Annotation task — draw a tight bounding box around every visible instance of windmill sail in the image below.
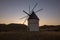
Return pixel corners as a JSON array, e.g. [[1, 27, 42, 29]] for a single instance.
[[32, 3, 38, 11], [23, 10, 30, 16], [35, 9, 43, 13], [23, 16, 29, 24]]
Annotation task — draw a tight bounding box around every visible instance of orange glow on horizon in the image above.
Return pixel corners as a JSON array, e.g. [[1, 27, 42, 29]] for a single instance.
[[0, 19, 60, 26]]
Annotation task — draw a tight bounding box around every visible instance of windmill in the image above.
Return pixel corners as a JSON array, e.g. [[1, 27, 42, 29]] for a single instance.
[[21, 2, 43, 31]]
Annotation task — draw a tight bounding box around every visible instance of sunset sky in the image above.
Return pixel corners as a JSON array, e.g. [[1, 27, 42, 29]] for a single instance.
[[0, 0, 60, 26]]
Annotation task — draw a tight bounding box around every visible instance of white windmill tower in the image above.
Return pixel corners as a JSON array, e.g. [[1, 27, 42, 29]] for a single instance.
[[21, 2, 43, 31]]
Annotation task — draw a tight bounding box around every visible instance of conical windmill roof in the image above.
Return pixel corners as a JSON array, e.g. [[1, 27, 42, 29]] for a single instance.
[[28, 11, 39, 20]]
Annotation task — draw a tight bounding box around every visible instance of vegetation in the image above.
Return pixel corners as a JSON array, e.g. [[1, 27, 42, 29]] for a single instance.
[[0, 31, 60, 40], [40, 25, 60, 31], [0, 23, 60, 32], [0, 23, 27, 32], [0, 23, 60, 40]]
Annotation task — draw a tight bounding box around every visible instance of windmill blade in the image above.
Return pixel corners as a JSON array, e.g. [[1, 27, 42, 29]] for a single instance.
[[35, 9, 43, 13], [29, 3, 30, 14], [23, 16, 29, 24], [20, 16, 28, 19], [23, 18, 27, 24], [32, 3, 38, 11], [23, 10, 30, 16], [28, 0, 30, 14]]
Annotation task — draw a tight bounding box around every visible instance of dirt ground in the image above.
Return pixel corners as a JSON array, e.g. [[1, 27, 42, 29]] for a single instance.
[[0, 31, 60, 40]]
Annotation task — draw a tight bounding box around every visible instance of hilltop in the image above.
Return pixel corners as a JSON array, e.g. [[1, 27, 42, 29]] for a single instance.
[[0, 23, 60, 32]]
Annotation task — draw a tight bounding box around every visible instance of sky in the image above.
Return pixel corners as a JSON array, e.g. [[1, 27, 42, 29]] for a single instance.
[[0, 0, 60, 26]]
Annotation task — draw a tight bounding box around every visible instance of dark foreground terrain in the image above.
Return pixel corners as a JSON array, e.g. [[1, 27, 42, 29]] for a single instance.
[[0, 31, 60, 40], [0, 24, 60, 40]]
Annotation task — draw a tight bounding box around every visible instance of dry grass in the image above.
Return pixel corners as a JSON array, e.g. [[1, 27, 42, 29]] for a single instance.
[[0, 31, 60, 40]]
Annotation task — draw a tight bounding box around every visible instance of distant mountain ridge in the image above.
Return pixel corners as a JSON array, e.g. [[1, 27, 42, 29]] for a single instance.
[[0, 23, 27, 32], [40, 25, 60, 31], [0, 23, 60, 32]]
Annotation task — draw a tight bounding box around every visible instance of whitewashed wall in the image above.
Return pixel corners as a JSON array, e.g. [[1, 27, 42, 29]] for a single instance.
[[28, 19, 39, 31]]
